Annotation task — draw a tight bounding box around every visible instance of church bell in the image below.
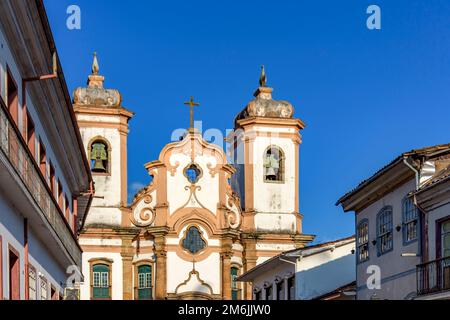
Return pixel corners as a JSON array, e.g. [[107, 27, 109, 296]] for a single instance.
[[93, 158, 106, 172]]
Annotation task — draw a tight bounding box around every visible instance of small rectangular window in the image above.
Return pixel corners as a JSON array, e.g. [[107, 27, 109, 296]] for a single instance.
[[40, 277, 48, 300], [403, 198, 419, 244], [28, 266, 37, 300], [378, 207, 393, 255], [357, 220, 369, 262]]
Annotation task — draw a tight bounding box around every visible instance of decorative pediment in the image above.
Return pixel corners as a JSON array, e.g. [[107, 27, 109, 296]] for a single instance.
[[175, 270, 213, 295]]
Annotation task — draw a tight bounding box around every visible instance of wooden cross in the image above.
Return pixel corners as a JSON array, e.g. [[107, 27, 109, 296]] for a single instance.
[[184, 96, 200, 129]]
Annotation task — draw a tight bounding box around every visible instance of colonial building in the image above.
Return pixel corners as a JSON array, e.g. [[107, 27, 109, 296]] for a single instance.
[[414, 164, 450, 300], [337, 144, 450, 300], [74, 60, 315, 300], [238, 236, 356, 300], [0, 0, 92, 300]]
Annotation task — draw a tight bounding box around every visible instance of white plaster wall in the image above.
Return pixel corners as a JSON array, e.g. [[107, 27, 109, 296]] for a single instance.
[[255, 213, 297, 232], [0, 27, 74, 213], [356, 179, 420, 300], [295, 242, 355, 299], [167, 152, 219, 216], [80, 252, 123, 300], [0, 196, 26, 300], [250, 131, 298, 232], [79, 127, 122, 206], [427, 202, 450, 261], [251, 262, 295, 300], [166, 252, 221, 295], [0, 195, 67, 299]]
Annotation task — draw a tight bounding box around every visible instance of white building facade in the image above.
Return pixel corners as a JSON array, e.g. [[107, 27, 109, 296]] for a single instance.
[[0, 1, 92, 300], [74, 63, 315, 300], [338, 144, 450, 300], [238, 237, 356, 300]]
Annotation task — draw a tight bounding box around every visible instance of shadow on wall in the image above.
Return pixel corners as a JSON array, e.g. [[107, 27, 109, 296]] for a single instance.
[[295, 254, 355, 300]]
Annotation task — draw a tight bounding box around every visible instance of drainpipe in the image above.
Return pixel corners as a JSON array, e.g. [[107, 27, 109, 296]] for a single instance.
[[403, 157, 428, 263]]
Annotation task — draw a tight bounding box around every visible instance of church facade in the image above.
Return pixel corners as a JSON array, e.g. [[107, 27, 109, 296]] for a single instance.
[[74, 55, 315, 300]]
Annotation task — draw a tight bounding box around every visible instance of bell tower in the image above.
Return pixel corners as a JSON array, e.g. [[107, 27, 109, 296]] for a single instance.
[[73, 53, 134, 227], [231, 66, 311, 239]]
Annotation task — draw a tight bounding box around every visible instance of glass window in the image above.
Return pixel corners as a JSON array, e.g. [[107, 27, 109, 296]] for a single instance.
[[137, 265, 152, 300], [403, 198, 419, 243], [442, 220, 450, 258], [40, 277, 48, 300], [92, 264, 110, 299], [28, 267, 37, 300], [357, 220, 369, 262], [377, 207, 393, 255], [182, 226, 206, 254], [264, 146, 284, 182], [231, 267, 239, 300]]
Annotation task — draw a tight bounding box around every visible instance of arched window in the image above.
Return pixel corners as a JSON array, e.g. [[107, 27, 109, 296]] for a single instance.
[[402, 197, 418, 244], [263, 146, 284, 182], [137, 265, 152, 300], [89, 139, 110, 174], [92, 264, 111, 299], [182, 226, 206, 254], [377, 206, 393, 255], [231, 267, 240, 300]]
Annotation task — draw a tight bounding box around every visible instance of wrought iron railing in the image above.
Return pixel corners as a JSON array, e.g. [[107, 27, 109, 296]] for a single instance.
[[0, 97, 81, 266], [417, 256, 450, 296]]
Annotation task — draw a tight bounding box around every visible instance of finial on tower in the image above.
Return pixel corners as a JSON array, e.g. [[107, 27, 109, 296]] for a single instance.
[[259, 65, 267, 87], [92, 52, 99, 75]]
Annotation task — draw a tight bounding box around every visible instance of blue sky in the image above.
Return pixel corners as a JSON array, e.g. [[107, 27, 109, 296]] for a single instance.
[[45, 0, 450, 243]]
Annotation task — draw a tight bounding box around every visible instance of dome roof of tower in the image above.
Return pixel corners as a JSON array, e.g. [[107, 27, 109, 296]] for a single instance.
[[73, 52, 122, 107], [235, 66, 294, 125]]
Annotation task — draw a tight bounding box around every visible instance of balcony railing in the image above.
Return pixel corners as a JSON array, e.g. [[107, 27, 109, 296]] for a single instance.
[[0, 97, 81, 266], [417, 256, 450, 296]]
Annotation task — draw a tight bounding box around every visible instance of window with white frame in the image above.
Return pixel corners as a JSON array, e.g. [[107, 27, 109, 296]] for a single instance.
[[40, 277, 48, 300], [357, 220, 369, 262], [403, 197, 418, 243], [28, 267, 37, 300], [92, 264, 110, 299], [377, 206, 393, 255]]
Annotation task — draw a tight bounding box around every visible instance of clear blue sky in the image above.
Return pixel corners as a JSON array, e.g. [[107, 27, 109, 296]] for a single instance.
[[45, 0, 450, 243]]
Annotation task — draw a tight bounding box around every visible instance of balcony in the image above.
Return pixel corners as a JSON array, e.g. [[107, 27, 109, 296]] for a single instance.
[[417, 256, 450, 298], [0, 97, 82, 267]]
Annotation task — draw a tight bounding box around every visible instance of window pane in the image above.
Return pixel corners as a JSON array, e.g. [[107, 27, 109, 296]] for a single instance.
[[182, 226, 206, 254]]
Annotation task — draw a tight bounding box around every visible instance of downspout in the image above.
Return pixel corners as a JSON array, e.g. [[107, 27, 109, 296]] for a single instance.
[[403, 158, 427, 263]]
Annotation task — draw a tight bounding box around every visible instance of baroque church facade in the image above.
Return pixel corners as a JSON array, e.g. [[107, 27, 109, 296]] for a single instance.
[[74, 54, 315, 300]]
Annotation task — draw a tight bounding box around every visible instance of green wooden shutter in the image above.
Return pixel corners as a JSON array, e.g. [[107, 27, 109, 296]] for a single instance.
[[93, 264, 110, 299], [138, 265, 152, 300]]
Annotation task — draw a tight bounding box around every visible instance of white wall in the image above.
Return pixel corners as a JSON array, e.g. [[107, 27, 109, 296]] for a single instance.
[[0, 194, 66, 299], [79, 126, 123, 226], [356, 179, 420, 300], [80, 252, 123, 300], [427, 202, 450, 261], [295, 242, 355, 299]]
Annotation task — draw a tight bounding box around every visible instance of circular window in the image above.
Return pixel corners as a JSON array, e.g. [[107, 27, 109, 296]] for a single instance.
[[183, 163, 202, 184]]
